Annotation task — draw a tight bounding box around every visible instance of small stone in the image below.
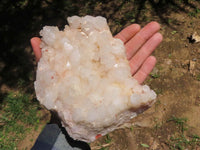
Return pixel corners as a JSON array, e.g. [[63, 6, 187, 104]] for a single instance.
[[192, 58, 197, 61], [198, 49, 200, 54], [181, 60, 189, 68], [164, 59, 172, 65], [195, 96, 200, 106], [191, 32, 200, 43], [189, 60, 196, 75]]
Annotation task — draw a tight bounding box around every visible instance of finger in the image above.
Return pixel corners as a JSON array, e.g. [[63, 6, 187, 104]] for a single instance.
[[114, 24, 141, 43], [125, 21, 160, 60], [129, 32, 163, 74], [30, 37, 42, 62], [133, 56, 156, 84]]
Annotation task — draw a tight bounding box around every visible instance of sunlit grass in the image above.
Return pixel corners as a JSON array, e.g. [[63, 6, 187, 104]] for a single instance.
[[0, 92, 40, 150], [166, 116, 200, 149]]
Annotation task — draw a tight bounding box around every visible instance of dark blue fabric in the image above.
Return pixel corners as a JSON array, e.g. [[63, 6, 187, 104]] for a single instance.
[[31, 124, 60, 150], [31, 124, 91, 150]]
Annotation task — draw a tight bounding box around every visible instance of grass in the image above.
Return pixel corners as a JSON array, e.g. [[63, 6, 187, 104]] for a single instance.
[[154, 88, 163, 95], [100, 147, 109, 150], [168, 116, 188, 133], [130, 125, 134, 131], [168, 134, 200, 150], [197, 74, 200, 81], [98, 135, 112, 150], [150, 72, 160, 79], [171, 30, 177, 35], [0, 91, 40, 150], [166, 116, 200, 149], [105, 134, 112, 144], [188, 8, 200, 17], [91, 134, 112, 150], [140, 143, 150, 148]]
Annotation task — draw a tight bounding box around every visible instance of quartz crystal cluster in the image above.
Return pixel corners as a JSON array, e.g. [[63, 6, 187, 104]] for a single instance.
[[35, 16, 157, 142]]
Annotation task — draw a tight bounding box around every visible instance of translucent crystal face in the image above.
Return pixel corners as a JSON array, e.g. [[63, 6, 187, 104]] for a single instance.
[[35, 15, 156, 142]]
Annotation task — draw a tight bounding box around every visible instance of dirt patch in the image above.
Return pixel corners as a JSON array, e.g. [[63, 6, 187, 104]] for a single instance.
[[91, 1, 200, 150]]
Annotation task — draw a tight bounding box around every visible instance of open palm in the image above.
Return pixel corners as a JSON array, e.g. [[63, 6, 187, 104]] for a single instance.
[[31, 21, 162, 84]]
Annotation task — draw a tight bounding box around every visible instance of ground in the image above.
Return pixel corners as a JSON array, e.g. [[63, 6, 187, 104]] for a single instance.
[[0, 0, 200, 150]]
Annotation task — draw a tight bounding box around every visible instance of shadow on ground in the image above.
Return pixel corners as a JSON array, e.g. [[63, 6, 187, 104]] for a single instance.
[[0, 0, 198, 96]]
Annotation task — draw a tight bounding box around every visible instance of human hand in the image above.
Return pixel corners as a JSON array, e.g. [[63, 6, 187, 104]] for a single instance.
[[115, 21, 162, 84], [31, 21, 162, 84]]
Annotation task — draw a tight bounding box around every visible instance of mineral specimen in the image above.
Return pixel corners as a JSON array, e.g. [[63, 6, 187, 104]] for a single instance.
[[35, 15, 156, 142], [191, 32, 200, 43]]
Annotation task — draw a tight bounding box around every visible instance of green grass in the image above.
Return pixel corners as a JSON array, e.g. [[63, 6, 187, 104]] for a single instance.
[[105, 134, 112, 144], [150, 73, 160, 79], [130, 125, 134, 131], [168, 116, 188, 133], [140, 143, 150, 148], [0, 92, 40, 150], [154, 88, 163, 95], [168, 134, 200, 150], [197, 74, 200, 81], [171, 30, 177, 35], [166, 116, 200, 149], [96, 134, 112, 150], [154, 99, 161, 111], [188, 8, 200, 17], [100, 147, 109, 150]]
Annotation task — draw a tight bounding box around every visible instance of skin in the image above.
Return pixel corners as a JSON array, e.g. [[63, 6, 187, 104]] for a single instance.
[[31, 21, 163, 84]]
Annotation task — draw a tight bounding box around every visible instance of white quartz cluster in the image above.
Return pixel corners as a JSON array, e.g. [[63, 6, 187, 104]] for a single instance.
[[35, 16, 156, 142]]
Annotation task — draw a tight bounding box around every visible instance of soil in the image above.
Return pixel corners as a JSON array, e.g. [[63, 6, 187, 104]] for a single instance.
[[1, 0, 200, 150], [90, 1, 200, 150]]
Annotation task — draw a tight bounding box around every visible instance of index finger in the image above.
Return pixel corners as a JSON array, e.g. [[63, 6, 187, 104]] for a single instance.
[[30, 37, 42, 62], [125, 21, 160, 60], [114, 24, 141, 43]]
